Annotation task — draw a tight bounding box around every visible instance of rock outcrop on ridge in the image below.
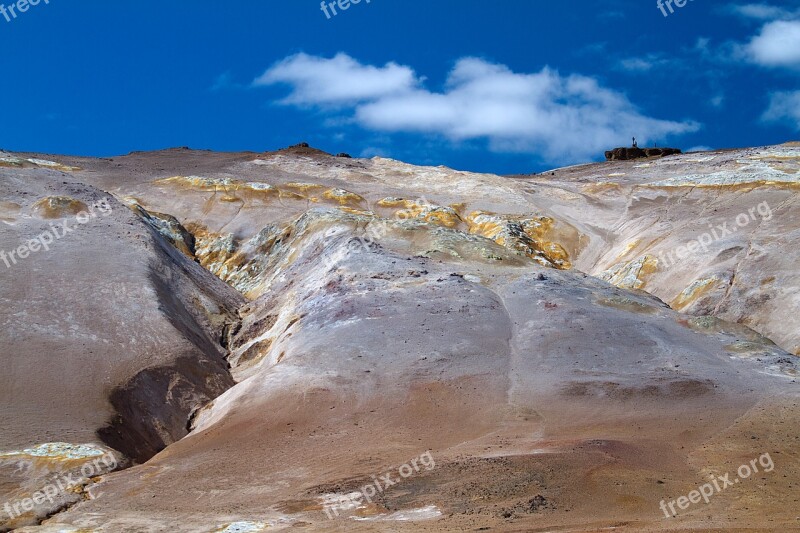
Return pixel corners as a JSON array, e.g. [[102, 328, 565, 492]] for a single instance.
[[605, 146, 682, 160]]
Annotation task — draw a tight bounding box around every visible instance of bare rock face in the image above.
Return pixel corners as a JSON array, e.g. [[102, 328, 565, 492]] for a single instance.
[[526, 145, 800, 357], [0, 159, 243, 528], [1, 145, 799, 531]]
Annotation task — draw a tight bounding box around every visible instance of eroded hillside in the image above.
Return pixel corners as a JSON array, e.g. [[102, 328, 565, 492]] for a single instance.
[[1, 145, 798, 532]]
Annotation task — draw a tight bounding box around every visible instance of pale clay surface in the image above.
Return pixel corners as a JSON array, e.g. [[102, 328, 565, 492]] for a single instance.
[[1, 144, 798, 531]]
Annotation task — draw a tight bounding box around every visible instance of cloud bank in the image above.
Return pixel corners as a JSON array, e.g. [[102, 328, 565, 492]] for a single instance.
[[728, 3, 800, 21], [763, 91, 800, 129], [254, 53, 417, 105], [255, 54, 699, 163], [728, 4, 800, 129], [744, 19, 800, 68]]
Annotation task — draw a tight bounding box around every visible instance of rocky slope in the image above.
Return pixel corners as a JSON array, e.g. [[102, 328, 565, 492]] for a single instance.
[[0, 157, 243, 528], [0, 144, 798, 532]]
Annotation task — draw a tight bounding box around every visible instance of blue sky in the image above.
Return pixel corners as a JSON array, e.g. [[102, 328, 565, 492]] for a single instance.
[[1, 0, 799, 173]]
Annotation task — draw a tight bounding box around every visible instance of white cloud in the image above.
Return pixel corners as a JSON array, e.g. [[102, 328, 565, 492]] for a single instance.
[[744, 20, 800, 67], [616, 53, 680, 73], [253, 53, 418, 106], [255, 54, 699, 163], [618, 57, 659, 72], [720, 6, 800, 123], [728, 3, 798, 21], [763, 90, 800, 129]]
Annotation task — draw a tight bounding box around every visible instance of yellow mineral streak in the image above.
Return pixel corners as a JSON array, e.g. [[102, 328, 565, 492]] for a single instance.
[[582, 182, 622, 195], [0, 155, 23, 168], [423, 207, 461, 228], [32, 196, 88, 219], [155, 176, 280, 202], [671, 277, 720, 311], [465, 211, 571, 269], [26, 158, 82, 172], [337, 206, 374, 216], [620, 240, 641, 258], [282, 182, 325, 194], [191, 227, 240, 278], [376, 197, 414, 209], [595, 295, 658, 315], [449, 202, 466, 214], [189, 224, 294, 298], [599, 255, 658, 290], [0, 443, 109, 465], [466, 212, 506, 241], [322, 188, 366, 206], [376, 198, 462, 228], [155, 175, 233, 191], [1, 155, 80, 170], [119, 196, 145, 207]]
